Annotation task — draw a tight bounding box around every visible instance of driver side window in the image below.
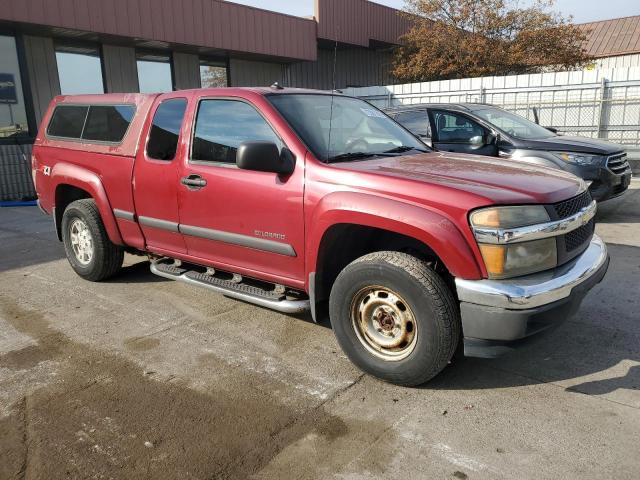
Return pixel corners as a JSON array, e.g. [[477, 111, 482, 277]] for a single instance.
[[432, 110, 484, 144], [191, 99, 282, 164]]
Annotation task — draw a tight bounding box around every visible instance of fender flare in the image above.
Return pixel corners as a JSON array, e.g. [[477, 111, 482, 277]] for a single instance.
[[306, 191, 483, 282], [51, 162, 124, 245]]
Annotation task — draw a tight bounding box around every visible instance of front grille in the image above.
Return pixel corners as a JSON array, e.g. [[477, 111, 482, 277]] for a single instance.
[[565, 219, 595, 252], [553, 190, 592, 219], [552, 191, 595, 264], [607, 153, 631, 175]]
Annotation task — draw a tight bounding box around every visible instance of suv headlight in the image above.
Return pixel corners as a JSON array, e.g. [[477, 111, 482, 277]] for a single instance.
[[470, 206, 557, 279], [552, 151, 602, 166]]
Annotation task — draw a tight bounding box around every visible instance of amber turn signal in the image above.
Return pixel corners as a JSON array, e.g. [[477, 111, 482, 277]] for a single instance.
[[479, 244, 506, 277]]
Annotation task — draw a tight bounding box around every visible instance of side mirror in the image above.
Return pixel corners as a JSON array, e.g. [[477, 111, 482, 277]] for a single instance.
[[469, 135, 485, 148], [546, 127, 559, 134], [236, 141, 294, 175], [486, 132, 499, 145]]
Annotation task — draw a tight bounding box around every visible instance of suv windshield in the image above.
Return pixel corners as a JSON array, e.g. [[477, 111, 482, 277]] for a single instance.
[[474, 107, 556, 140], [268, 94, 427, 162]]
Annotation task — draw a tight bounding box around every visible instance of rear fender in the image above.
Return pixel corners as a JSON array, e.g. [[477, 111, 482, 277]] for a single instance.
[[51, 162, 123, 245], [307, 191, 483, 282]]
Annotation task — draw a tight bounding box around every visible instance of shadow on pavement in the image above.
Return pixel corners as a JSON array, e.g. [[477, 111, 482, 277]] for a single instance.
[[428, 242, 640, 398], [594, 184, 639, 224]]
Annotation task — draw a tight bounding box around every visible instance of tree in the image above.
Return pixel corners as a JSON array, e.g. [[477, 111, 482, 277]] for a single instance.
[[393, 0, 592, 82]]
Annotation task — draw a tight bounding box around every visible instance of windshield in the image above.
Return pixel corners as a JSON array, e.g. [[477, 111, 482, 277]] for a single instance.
[[474, 108, 556, 140], [268, 94, 427, 162]]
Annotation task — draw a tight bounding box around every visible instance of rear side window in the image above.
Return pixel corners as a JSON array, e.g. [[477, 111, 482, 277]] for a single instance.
[[82, 105, 135, 142], [191, 99, 281, 164], [147, 99, 188, 161], [395, 110, 431, 138], [47, 104, 135, 143], [47, 105, 88, 138]]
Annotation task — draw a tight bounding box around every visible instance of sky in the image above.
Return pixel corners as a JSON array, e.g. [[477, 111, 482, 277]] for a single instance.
[[232, 0, 640, 24]]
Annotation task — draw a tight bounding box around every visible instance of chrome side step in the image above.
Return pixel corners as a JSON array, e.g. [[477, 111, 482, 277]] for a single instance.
[[150, 261, 310, 314]]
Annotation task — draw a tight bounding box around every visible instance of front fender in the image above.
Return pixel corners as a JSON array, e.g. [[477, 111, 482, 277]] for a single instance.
[[306, 191, 483, 280], [51, 162, 123, 245]]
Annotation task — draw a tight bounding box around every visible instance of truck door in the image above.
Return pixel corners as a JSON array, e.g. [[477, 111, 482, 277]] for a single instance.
[[430, 109, 498, 156], [176, 96, 305, 286], [132, 94, 190, 255]]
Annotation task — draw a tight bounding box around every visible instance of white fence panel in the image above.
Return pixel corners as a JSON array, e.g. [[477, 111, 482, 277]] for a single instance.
[[344, 66, 640, 148]]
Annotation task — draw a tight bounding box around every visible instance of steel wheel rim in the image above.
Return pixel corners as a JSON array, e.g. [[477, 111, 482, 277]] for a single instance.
[[69, 218, 94, 265], [350, 286, 418, 361]]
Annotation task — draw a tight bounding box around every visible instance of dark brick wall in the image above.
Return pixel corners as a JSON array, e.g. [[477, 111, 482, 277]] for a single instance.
[[0, 143, 35, 202]]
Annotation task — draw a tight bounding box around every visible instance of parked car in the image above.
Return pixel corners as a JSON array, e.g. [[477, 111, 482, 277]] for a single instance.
[[33, 88, 609, 386], [386, 103, 632, 202]]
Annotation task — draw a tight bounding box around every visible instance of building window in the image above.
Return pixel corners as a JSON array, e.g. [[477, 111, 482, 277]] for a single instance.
[[55, 43, 105, 95], [137, 51, 173, 93], [0, 35, 30, 139], [200, 59, 227, 88]]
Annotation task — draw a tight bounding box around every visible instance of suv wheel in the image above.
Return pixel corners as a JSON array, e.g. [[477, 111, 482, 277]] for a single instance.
[[329, 251, 460, 386], [61, 199, 124, 281]]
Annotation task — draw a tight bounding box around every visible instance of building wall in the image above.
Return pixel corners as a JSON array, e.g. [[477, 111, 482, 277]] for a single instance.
[[315, 0, 413, 48], [2, 0, 317, 62], [23, 35, 60, 126], [0, 144, 34, 202], [287, 46, 395, 90], [229, 58, 286, 87], [103, 45, 139, 93], [173, 52, 202, 90]]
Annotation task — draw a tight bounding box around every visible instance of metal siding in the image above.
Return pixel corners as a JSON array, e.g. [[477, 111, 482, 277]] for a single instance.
[[0, 0, 317, 61], [286, 46, 394, 91], [229, 59, 285, 87], [173, 52, 201, 90], [0, 144, 35, 201], [581, 16, 640, 58], [317, 0, 412, 47], [102, 44, 139, 93], [23, 35, 61, 126]]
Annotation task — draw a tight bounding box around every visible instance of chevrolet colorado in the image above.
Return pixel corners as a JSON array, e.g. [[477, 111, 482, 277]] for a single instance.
[[33, 88, 609, 386]]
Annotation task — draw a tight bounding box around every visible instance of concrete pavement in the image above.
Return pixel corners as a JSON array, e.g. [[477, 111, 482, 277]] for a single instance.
[[0, 183, 638, 479]]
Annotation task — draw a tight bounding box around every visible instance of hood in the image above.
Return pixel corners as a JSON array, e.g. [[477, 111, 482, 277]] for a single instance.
[[334, 151, 585, 205], [515, 135, 624, 155]]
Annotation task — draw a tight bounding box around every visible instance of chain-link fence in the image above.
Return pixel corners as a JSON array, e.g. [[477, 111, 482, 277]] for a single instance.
[[344, 67, 640, 154]]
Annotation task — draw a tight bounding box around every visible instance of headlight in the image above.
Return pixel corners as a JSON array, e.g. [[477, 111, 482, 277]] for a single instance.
[[470, 205, 557, 279], [470, 205, 550, 229], [478, 238, 557, 279], [552, 151, 602, 166]]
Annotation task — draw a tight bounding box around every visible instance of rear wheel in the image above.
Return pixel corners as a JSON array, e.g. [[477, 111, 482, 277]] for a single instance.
[[61, 199, 124, 281], [329, 251, 460, 386]]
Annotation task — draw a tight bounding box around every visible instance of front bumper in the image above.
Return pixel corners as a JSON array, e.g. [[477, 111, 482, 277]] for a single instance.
[[569, 163, 632, 202], [455, 235, 609, 358]]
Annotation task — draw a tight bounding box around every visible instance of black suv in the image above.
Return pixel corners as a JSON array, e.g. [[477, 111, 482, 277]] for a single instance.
[[386, 103, 632, 201]]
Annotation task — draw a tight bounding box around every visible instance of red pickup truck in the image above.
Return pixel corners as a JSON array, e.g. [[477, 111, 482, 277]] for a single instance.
[[33, 88, 609, 386]]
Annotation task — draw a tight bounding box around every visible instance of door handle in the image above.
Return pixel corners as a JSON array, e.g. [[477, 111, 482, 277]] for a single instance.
[[181, 174, 207, 189]]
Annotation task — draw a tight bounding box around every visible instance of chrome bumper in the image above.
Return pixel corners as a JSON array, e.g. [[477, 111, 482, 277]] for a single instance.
[[455, 235, 609, 310]]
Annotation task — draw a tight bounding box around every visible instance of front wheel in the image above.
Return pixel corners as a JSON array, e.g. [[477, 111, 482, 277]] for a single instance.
[[329, 251, 460, 386], [61, 199, 124, 281]]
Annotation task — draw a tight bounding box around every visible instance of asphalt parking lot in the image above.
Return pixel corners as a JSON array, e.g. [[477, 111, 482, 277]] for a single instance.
[[1, 182, 639, 480]]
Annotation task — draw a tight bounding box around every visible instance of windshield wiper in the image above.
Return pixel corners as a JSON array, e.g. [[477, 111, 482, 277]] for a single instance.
[[327, 152, 378, 163], [381, 146, 428, 154]]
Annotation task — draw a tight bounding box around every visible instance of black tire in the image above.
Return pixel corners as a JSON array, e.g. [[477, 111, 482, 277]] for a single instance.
[[329, 251, 460, 387], [61, 199, 124, 282]]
